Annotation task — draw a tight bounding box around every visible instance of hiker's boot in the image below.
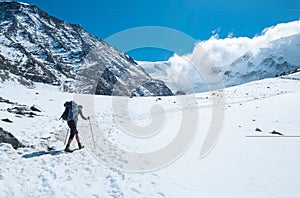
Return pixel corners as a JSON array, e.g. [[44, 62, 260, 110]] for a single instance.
[[78, 143, 84, 149], [64, 145, 72, 152]]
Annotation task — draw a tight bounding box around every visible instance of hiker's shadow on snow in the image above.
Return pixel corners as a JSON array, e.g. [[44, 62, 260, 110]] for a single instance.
[[22, 150, 64, 158]]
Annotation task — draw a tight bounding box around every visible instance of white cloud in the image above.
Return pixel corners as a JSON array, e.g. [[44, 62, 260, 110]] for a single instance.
[[211, 27, 221, 39], [227, 32, 234, 38], [195, 20, 300, 66], [141, 20, 300, 93]]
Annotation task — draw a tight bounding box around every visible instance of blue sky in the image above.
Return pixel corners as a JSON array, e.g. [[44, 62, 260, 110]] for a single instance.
[[20, 0, 300, 61]]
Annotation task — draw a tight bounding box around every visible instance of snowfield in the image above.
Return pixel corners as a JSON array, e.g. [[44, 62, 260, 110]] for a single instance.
[[1, 73, 300, 197]]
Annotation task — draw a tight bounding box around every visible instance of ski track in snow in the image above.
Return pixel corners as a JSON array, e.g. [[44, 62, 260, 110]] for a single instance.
[[1, 74, 300, 197]]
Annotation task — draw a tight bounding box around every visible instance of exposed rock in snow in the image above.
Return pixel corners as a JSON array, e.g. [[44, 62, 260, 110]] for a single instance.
[[0, 127, 23, 149]]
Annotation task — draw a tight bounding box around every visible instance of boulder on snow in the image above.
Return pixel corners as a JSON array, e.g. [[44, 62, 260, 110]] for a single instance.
[[255, 128, 262, 132], [30, 106, 41, 112], [270, 130, 284, 136], [0, 97, 15, 105], [1, 118, 13, 123], [0, 127, 24, 149], [7, 106, 38, 117]]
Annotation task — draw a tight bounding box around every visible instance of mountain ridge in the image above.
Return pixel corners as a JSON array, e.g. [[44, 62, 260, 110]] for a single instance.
[[0, 2, 173, 96], [140, 21, 300, 94]]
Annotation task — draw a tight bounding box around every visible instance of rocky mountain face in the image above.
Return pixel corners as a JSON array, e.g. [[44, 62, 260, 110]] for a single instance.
[[222, 33, 300, 87], [0, 2, 173, 96]]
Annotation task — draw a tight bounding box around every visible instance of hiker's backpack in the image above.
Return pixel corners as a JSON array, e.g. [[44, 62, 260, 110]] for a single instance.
[[60, 101, 72, 121]]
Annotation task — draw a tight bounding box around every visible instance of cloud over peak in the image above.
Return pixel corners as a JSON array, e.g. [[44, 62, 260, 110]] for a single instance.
[[198, 20, 300, 66]]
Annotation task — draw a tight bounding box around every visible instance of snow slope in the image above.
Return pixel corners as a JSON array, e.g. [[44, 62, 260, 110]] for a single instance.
[[1, 73, 300, 197]]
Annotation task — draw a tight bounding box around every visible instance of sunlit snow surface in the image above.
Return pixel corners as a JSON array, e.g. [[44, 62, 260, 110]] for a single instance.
[[1, 73, 300, 197]]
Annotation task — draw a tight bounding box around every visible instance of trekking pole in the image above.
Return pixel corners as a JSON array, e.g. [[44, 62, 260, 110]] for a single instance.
[[64, 129, 69, 146], [88, 118, 96, 149]]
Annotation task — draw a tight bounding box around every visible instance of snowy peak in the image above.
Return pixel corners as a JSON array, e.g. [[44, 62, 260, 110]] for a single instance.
[[222, 33, 300, 87], [140, 21, 300, 94], [0, 2, 172, 96]]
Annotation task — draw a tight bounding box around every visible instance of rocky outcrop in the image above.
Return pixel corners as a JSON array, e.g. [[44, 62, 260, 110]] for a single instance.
[[0, 127, 24, 149]]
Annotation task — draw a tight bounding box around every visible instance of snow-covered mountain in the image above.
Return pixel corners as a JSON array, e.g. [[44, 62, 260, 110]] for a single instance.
[[222, 32, 300, 87], [0, 2, 172, 96], [140, 20, 300, 94]]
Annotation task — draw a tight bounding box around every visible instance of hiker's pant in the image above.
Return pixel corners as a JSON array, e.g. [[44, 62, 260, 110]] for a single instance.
[[67, 120, 78, 140]]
